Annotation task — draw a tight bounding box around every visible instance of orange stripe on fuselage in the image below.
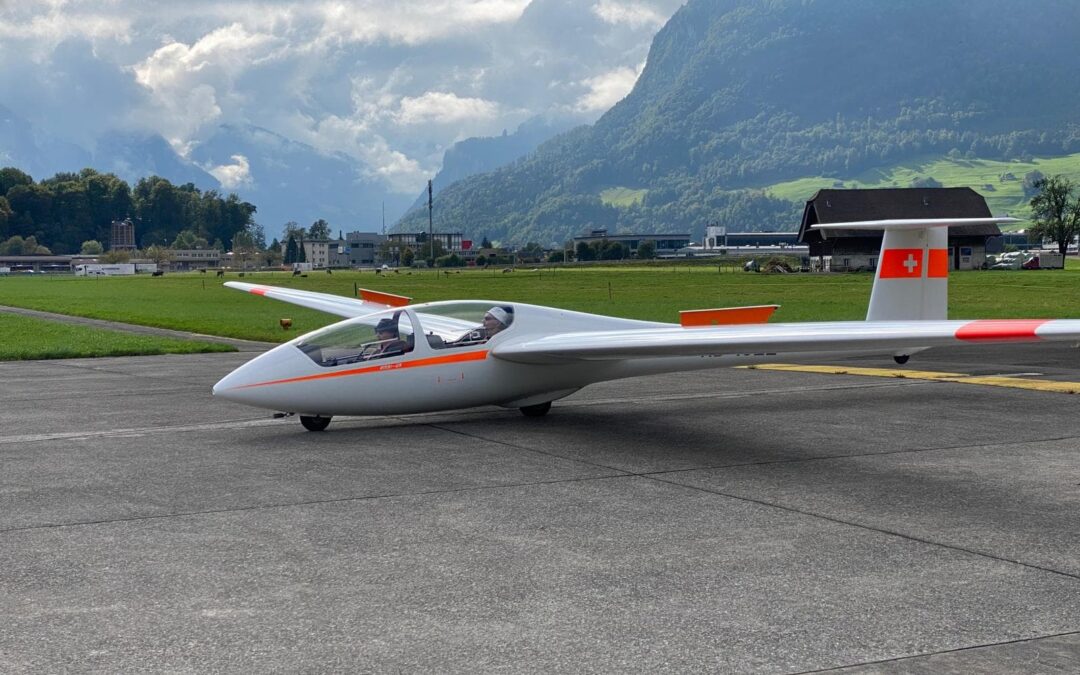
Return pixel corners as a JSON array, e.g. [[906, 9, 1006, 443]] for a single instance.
[[234, 349, 489, 389], [955, 320, 1050, 342]]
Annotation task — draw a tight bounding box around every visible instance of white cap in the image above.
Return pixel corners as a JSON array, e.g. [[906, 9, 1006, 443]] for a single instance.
[[485, 306, 509, 325]]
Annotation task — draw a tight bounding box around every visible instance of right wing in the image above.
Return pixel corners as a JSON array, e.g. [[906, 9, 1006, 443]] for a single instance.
[[492, 319, 1080, 364], [225, 282, 410, 318]]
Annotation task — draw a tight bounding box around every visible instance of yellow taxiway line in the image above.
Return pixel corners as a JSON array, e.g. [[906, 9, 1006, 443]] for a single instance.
[[740, 364, 1080, 395]]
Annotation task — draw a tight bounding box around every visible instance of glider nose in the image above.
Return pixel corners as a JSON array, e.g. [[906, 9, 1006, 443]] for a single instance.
[[212, 345, 311, 408]]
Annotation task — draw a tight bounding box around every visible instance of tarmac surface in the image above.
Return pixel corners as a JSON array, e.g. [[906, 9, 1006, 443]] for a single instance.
[[3, 342, 1080, 673]]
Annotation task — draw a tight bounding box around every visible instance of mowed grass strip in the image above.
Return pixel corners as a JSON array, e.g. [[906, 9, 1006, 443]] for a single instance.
[[0, 313, 235, 360], [0, 264, 1078, 344]]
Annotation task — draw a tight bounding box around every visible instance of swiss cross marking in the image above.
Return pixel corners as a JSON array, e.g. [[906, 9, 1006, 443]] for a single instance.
[[902, 253, 919, 274]]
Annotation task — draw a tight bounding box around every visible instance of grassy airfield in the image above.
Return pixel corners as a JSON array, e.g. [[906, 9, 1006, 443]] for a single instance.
[[1, 262, 1079, 360]]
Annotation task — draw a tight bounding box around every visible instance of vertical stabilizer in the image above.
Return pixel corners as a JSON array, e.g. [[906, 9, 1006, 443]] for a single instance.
[[811, 217, 1017, 321]]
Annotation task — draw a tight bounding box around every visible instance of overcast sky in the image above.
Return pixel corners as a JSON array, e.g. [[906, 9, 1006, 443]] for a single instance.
[[0, 0, 684, 193]]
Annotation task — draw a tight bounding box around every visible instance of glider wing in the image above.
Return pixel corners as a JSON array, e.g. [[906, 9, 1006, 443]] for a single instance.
[[492, 319, 1080, 364], [225, 282, 410, 318]]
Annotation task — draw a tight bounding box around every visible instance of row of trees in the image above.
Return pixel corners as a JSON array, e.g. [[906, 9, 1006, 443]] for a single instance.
[[0, 167, 257, 254]]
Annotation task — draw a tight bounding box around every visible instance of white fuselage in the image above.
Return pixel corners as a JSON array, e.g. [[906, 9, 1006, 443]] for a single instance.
[[212, 301, 891, 417]]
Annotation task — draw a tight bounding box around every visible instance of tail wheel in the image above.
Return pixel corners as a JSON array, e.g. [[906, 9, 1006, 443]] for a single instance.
[[519, 401, 552, 417], [300, 415, 332, 431]]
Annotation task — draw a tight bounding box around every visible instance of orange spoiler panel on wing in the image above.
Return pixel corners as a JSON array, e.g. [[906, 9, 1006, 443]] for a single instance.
[[680, 305, 779, 327]]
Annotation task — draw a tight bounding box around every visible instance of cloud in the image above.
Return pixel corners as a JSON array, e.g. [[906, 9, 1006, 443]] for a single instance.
[[591, 1, 669, 29], [132, 23, 282, 147], [1, 0, 683, 197], [395, 92, 500, 126], [206, 154, 253, 188], [574, 64, 643, 113]]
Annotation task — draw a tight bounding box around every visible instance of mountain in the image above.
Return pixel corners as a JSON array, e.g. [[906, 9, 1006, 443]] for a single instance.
[[0, 104, 91, 179], [395, 0, 1080, 245], [93, 131, 218, 190], [409, 116, 581, 212], [186, 124, 414, 237]]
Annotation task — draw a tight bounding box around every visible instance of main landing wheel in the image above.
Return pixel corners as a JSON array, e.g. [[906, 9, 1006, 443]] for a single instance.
[[519, 401, 552, 417], [893, 355, 910, 365], [300, 415, 332, 431]]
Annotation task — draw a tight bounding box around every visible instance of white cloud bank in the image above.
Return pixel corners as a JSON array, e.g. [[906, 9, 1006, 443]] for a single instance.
[[0, 0, 686, 192]]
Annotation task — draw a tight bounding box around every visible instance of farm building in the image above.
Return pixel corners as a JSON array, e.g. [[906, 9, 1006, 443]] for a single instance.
[[797, 188, 1001, 272]]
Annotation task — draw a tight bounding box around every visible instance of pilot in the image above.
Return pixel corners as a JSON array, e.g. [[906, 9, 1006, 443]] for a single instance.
[[369, 318, 407, 357], [482, 306, 513, 338]]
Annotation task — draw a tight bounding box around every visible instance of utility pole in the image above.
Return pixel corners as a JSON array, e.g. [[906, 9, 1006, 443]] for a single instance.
[[381, 201, 385, 236], [428, 179, 434, 268]]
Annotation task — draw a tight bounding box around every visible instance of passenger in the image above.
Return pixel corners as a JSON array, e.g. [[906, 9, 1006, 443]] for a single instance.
[[368, 318, 407, 358], [482, 306, 513, 339]]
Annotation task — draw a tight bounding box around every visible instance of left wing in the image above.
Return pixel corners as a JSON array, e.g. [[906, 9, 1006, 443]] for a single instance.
[[492, 319, 1080, 363], [225, 282, 410, 318]]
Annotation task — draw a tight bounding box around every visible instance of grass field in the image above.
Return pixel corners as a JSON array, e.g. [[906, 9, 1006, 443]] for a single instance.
[[765, 152, 1080, 227], [600, 187, 648, 207], [1, 266, 1079, 348], [0, 313, 234, 360]]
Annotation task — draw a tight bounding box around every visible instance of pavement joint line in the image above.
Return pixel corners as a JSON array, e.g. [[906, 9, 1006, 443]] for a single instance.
[[743, 363, 1080, 395], [0, 473, 632, 537], [644, 473, 1080, 584], [793, 629, 1080, 674]]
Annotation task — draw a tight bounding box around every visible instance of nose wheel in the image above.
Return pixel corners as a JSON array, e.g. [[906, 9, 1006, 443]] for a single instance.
[[300, 415, 332, 431], [519, 401, 552, 417]]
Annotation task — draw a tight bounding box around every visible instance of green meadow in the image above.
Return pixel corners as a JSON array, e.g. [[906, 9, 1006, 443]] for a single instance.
[[765, 153, 1080, 226], [0, 312, 234, 360], [1, 265, 1079, 354]]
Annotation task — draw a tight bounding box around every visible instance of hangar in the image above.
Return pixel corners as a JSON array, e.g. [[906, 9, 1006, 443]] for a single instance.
[[798, 188, 1001, 272]]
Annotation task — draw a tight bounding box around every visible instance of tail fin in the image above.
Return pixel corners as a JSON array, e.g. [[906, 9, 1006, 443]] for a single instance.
[[811, 217, 1017, 321]]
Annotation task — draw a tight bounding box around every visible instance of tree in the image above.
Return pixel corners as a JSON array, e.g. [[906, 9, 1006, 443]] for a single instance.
[[102, 249, 130, 263], [636, 240, 657, 259], [80, 240, 104, 255], [284, 236, 299, 264], [481, 236, 492, 249], [401, 247, 415, 267], [0, 167, 33, 196], [143, 244, 173, 267], [1029, 175, 1080, 255], [0, 196, 11, 238], [519, 241, 544, 262], [308, 219, 331, 240], [576, 241, 596, 261]]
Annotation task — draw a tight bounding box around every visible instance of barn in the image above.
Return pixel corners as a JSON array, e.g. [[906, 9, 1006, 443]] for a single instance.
[[797, 188, 1001, 272]]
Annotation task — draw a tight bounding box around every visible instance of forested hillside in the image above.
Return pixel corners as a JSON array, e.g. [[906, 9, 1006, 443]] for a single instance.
[[397, 0, 1080, 244], [0, 167, 255, 254]]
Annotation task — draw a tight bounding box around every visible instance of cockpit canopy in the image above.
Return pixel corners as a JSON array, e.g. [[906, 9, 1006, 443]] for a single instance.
[[415, 302, 514, 349], [296, 309, 415, 367], [294, 303, 516, 367]]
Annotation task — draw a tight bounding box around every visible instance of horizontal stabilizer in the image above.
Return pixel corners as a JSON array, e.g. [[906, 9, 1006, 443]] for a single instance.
[[812, 217, 1018, 231]]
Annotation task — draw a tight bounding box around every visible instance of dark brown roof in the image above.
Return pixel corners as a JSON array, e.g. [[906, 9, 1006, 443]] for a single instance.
[[798, 188, 1000, 243]]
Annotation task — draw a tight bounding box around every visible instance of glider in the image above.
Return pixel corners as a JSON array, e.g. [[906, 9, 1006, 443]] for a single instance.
[[213, 218, 1080, 430]]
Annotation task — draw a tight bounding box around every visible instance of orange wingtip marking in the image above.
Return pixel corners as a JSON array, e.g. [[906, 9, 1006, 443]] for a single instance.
[[680, 305, 779, 327], [359, 288, 411, 307], [955, 319, 1049, 342], [250, 286, 268, 296], [235, 350, 488, 389]]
